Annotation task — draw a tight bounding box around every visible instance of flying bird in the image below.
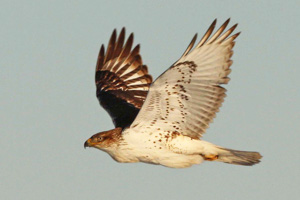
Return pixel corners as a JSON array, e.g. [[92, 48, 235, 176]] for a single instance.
[[84, 19, 262, 168]]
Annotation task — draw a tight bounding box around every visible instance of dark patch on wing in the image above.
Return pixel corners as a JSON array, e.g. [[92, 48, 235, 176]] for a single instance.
[[95, 28, 152, 128]]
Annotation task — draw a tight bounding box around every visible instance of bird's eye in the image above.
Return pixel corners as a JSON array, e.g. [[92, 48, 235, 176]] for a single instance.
[[97, 136, 104, 142]]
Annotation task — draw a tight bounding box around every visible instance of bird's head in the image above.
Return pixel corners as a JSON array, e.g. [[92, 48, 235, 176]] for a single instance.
[[84, 127, 122, 150]]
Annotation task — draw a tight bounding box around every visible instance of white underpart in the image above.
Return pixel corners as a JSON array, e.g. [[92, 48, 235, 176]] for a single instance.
[[101, 129, 221, 168]]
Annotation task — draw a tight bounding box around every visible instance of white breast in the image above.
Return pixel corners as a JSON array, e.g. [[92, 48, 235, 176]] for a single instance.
[[121, 129, 205, 168]]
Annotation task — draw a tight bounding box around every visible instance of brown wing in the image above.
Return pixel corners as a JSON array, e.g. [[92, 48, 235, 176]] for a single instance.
[[95, 28, 152, 128]]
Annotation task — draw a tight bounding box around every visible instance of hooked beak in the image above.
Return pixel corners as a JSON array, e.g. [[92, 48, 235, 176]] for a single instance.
[[84, 138, 92, 149]]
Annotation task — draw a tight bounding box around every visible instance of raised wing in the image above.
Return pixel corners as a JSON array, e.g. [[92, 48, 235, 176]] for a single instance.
[[96, 28, 152, 128], [130, 19, 240, 138]]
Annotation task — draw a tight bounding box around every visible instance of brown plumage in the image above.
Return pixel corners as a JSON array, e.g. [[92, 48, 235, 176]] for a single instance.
[[84, 128, 122, 149], [95, 28, 152, 128]]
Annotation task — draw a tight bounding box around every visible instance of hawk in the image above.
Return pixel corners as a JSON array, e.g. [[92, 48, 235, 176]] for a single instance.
[[84, 19, 262, 168]]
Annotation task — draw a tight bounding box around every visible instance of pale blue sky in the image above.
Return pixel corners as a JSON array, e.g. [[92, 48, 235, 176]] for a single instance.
[[1, 1, 299, 200]]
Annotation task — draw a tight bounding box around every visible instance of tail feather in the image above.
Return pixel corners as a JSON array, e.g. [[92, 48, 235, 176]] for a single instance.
[[217, 148, 262, 166]]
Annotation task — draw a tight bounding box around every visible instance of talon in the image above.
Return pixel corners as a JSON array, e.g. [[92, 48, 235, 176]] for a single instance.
[[203, 154, 219, 161]]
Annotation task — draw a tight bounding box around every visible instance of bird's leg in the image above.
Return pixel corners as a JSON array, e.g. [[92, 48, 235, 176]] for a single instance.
[[201, 154, 219, 161]]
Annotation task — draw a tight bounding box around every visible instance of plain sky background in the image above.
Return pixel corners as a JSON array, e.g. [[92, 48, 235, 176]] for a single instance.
[[1, 1, 299, 200]]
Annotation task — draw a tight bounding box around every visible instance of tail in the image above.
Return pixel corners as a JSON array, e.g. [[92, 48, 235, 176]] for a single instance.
[[215, 147, 262, 166]]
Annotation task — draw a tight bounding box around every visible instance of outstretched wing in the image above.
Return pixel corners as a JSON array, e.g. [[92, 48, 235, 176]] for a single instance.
[[130, 19, 239, 138], [96, 28, 152, 128]]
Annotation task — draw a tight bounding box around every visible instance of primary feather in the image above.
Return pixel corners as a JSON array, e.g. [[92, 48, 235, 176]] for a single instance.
[[95, 28, 152, 128]]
